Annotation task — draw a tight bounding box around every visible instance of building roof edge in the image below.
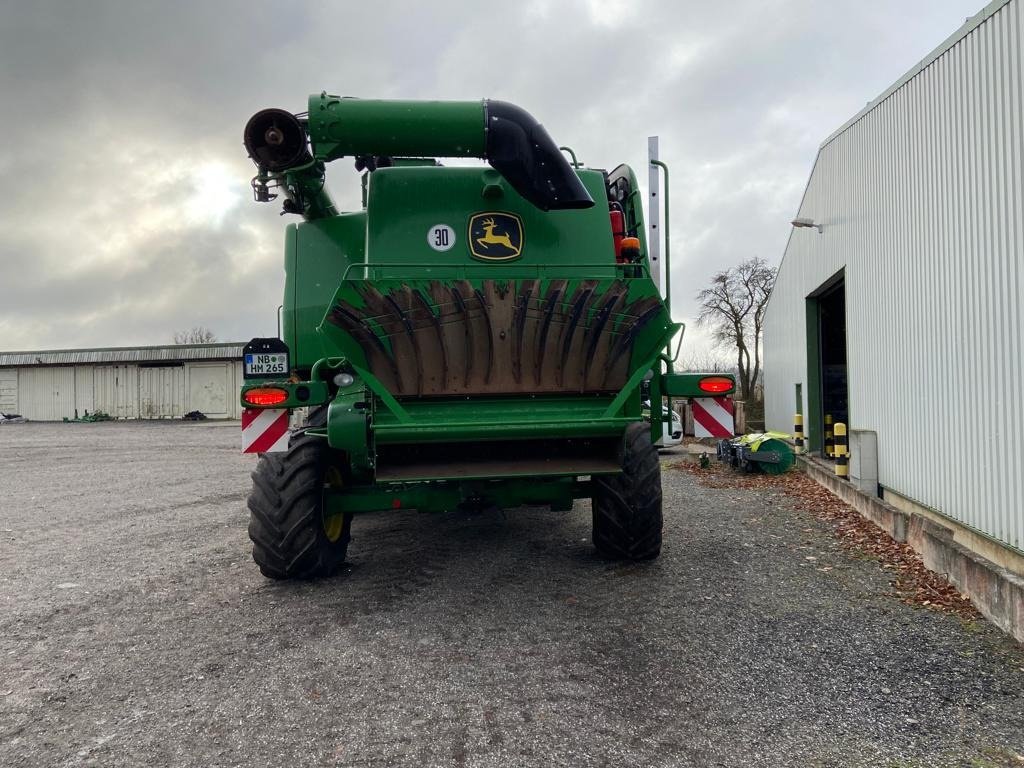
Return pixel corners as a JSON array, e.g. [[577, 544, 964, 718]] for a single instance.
[[820, 0, 1013, 150]]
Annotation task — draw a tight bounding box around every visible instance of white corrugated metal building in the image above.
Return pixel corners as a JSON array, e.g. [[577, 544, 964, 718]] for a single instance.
[[764, 0, 1023, 559], [0, 343, 245, 420]]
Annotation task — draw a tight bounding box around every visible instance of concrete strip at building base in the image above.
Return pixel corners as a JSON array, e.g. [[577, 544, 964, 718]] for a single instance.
[[798, 455, 1024, 644]]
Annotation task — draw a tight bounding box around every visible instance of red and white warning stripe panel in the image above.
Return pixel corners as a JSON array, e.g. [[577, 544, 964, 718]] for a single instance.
[[242, 408, 290, 454], [692, 397, 735, 438]]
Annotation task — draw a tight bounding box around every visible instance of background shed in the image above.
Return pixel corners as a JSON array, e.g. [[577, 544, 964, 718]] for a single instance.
[[0, 343, 245, 420]]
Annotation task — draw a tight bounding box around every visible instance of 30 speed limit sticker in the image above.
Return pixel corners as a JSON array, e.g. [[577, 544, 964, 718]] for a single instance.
[[427, 224, 455, 252]]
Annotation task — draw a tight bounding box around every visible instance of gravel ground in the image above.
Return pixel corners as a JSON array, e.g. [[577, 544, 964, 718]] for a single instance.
[[1, 421, 1022, 768]]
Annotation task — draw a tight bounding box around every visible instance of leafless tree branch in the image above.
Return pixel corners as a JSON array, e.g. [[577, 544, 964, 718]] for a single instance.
[[172, 326, 218, 345], [694, 257, 777, 401]]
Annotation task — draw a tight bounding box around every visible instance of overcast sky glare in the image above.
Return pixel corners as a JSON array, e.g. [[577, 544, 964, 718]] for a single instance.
[[0, 0, 984, 354]]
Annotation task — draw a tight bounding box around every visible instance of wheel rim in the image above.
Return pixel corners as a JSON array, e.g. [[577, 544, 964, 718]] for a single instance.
[[322, 467, 346, 542]]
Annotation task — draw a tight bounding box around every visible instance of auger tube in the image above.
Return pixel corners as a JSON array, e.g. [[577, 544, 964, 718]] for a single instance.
[[244, 95, 594, 218]]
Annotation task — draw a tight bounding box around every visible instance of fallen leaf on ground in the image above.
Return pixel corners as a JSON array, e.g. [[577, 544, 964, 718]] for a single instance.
[[671, 458, 981, 620]]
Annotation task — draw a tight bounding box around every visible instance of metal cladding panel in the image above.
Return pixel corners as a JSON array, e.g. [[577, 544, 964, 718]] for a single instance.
[[74, 367, 94, 415], [93, 365, 139, 419], [765, 0, 1023, 551], [17, 367, 76, 421], [139, 366, 186, 419], [0, 370, 16, 412]]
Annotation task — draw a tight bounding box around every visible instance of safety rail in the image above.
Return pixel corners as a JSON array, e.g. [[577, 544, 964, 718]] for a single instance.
[[339, 261, 651, 282]]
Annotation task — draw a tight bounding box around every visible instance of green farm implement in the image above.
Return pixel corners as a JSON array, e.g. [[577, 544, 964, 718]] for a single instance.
[[239, 94, 734, 579], [717, 432, 796, 475]]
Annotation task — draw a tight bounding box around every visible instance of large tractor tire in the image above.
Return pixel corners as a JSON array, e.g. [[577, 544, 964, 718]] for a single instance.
[[247, 407, 351, 579], [591, 421, 663, 560]]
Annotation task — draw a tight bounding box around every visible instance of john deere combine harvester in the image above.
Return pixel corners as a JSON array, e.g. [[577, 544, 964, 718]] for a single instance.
[[240, 94, 734, 579]]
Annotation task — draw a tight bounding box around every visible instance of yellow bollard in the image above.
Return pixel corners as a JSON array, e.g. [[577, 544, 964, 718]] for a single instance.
[[834, 422, 849, 479], [824, 413, 835, 458], [794, 413, 804, 452]]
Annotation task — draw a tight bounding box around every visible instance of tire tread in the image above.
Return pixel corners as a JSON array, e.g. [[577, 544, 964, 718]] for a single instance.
[[246, 407, 350, 579], [592, 421, 663, 560]]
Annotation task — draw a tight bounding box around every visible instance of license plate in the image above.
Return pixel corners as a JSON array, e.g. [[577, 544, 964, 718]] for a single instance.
[[244, 352, 288, 377]]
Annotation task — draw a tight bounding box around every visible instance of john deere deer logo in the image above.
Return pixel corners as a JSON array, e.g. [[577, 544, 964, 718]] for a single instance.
[[468, 212, 523, 261]]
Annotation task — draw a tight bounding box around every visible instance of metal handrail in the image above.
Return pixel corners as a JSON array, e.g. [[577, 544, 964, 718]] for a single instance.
[[651, 157, 674, 436], [559, 146, 581, 168], [660, 322, 686, 365], [340, 261, 650, 282], [649, 159, 671, 321]]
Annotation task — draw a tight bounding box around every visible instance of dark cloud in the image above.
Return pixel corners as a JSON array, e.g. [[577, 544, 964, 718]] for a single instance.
[[0, 0, 983, 350]]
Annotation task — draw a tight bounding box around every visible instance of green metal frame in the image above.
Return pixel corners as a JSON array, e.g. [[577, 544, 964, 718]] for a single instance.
[[805, 269, 846, 454], [324, 476, 588, 517], [805, 296, 822, 453], [662, 372, 736, 398]]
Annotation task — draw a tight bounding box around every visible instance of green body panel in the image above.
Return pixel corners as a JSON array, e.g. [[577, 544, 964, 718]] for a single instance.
[[370, 396, 634, 445], [362, 167, 613, 270], [284, 213, 367, 371], [326, 389, 372, 482]]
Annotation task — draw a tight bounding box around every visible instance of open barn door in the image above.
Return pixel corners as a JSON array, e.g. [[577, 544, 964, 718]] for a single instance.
[[806, 272, 848, 454]]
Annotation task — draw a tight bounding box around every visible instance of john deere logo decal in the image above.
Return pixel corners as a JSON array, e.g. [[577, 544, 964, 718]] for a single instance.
[[469, 212, 523, 261]]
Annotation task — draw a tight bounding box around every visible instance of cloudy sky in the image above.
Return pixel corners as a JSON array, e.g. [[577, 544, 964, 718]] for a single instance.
[[0, 0, 984, 354]]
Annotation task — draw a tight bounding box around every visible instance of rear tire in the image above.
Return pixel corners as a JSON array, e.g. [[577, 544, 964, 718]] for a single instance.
[[592, 422, 663, 560], [247, 407, 351, 579]]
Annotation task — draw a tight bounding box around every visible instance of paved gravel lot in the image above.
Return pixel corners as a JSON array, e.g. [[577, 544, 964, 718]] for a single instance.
[[1, 421, 1022, 767]]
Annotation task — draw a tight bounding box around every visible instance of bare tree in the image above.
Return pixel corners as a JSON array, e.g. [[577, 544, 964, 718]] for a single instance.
[[695, 257, 777, 402], [679, 350, 734, 374], [172, 326, 218, 345]]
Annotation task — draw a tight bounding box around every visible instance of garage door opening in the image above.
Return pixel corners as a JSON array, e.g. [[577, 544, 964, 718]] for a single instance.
[[806, 272, 848, 454]]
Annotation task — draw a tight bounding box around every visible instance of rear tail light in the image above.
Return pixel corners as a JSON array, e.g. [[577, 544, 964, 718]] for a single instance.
[[243, 387, 289, 406], [698, 376, 733, 394]]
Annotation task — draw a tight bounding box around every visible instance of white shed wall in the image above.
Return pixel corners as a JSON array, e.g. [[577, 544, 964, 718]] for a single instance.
[[0, 359, 244, 421], [764, 0, 1024, 550]]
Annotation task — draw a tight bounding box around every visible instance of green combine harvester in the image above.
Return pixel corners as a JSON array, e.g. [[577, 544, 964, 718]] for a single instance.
[[239, 93, 735, 579]]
